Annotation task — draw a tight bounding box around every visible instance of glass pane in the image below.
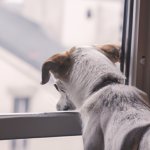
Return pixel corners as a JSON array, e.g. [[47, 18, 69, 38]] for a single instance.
[[0, 136, 84, 150], [0, 0, 123, 113]]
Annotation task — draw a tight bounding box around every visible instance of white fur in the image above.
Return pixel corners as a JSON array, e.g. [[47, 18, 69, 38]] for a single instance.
[[53, 46, 150, 150], [64, 47, 125, 107]]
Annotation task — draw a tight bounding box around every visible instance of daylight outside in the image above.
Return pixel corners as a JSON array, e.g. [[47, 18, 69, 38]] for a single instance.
[[0, 0, 123, 150]]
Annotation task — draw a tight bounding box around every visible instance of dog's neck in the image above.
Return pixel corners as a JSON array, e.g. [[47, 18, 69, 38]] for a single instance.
[[91, 77, 121, 94]]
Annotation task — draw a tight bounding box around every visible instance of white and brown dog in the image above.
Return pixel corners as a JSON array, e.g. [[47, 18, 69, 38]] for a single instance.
[[41, 44, 150, 150]]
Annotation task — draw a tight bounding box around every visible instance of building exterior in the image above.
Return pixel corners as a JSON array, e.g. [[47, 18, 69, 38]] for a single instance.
[[23, 0, 123, 47], [0, 47, 59, 113]]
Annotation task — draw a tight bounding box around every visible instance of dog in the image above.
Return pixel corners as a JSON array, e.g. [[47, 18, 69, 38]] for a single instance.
[[41, 44, 150, 150]]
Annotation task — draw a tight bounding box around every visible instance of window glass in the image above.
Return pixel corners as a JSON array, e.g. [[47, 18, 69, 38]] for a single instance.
[[0, 0, 123, 149], [0, 0, 123, 113]]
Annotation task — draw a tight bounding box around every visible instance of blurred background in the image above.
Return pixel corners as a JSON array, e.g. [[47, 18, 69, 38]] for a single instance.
[[0, 0, 123, 149]]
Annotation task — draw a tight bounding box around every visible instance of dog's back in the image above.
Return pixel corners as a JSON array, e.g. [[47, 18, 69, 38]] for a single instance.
[[81, 83, 150, 150]]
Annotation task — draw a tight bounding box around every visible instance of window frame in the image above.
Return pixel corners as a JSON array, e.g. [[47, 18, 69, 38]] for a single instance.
[[121, 0, 135, 84], [0, 112, 81, 140], [122, 0, 150, 98], [129, 0, 150, 95]]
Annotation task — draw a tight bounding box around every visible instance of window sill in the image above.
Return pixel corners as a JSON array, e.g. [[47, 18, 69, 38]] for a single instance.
[[0, 112, 82, 140]]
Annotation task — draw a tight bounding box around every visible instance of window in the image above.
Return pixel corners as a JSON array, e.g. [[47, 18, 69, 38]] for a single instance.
[[0, 0, 123, 113], [2, 0, 150, 150], [86, 9, 92, 19], [11, 97, 29, 150], [121, 0, 134, 84], [14, 97, 30, 113], [11, 139, 27, 150]]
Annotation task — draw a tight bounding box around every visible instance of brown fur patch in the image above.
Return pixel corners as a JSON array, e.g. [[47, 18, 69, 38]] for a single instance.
[[95, 44, 121, 63], [49, 46, 76, 63], [41, 47, 76, 84]]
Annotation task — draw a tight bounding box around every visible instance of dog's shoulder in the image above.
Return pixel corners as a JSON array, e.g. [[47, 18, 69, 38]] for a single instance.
[[81, 84, 150, 116]]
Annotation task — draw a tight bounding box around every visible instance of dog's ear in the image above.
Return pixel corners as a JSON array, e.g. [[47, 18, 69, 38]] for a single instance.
[[96, 44, 121, 63], [41, 60, 56, 85], [41, 50, 74, 85]]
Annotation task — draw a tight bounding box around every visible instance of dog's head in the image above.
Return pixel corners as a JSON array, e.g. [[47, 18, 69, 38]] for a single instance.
[[41, 44, 125, 108]]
